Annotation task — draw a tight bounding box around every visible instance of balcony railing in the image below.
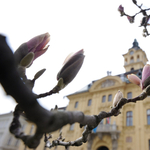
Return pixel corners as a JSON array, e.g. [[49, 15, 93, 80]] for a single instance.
[[93, 124, 118, 133]]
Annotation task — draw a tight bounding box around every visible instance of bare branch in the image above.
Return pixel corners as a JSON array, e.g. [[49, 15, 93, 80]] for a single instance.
[[118, 1, 150, 37], [44, 87, 149, 148]]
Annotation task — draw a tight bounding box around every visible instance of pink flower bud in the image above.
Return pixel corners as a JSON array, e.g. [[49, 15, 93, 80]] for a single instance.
[[127, 16, 134, 23], [141, 64, 150, 89], [118, 5, 124, 16], [127, 74, 141, 86], [27, 32, 50, 60], [14, 33, 50, 66], [57, 49, 85, 86], [127, 64, 150, 90]]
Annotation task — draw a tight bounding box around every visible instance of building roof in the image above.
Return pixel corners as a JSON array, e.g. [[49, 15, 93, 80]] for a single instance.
[[0, 111, 13, 116], [67, 68, 143, 97]]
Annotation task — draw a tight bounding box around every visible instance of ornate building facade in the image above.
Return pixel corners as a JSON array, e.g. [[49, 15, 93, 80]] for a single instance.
[[50, 39, 150, 150]]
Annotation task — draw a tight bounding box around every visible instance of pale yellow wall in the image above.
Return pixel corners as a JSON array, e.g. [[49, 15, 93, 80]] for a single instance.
[[123, 48, 148, 72]]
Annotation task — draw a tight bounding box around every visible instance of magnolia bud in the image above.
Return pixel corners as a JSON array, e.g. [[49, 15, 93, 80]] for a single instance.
[[118, 5, 124, 16], [57, 49, 85, 86], [14, 33, 50, 66], [113, 90, 123, 107]]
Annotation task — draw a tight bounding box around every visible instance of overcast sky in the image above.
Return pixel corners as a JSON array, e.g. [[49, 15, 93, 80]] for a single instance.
[[0, 0, 150, 114]]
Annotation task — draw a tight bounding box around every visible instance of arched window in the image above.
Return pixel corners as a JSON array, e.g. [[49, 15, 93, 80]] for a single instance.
[[74, 101, 78, 108], [147, 109, 150, 125], [126, 111, 133, 126], [88, 99, 92, 106], [130, 56, 134, 63], [125, 58, 128, 65], [137, 55, 140, 62], [102, 95, 106, 103], [108, 94, 112, 102], [127, 92, 132, 99]]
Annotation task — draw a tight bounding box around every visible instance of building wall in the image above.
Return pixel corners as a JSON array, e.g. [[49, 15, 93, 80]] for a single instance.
[[0, 112, 27, 150]]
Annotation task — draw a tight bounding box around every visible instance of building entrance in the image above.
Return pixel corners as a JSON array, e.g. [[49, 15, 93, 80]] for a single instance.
[[97, 146, 109, 150]]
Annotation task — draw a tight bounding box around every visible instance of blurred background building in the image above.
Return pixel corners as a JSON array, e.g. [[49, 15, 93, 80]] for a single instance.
[[0, 112, 26, 150], [1, 39, 150, 150], [50, 39, 150, 150]]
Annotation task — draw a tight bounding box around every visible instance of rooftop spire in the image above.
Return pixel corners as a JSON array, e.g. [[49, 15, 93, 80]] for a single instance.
[[132, 39, 140, 49], [133, 39, 138, 47]]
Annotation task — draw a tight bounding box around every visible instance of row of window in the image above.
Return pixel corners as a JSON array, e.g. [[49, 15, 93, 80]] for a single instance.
[[74, 92, 132, 108], [102, 92, 132, 103], [74, 99, 92, 108], [126, 109, 150, 126], [102, 94, 112, 103], [125, 55, 140, 64], [69, 109, 150, 131]]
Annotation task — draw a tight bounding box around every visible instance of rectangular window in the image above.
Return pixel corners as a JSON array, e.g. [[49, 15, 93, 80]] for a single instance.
[[100, 119, 104, 124], [88, 99, 92, 106], [149, 139, 150, 150], [15, 139, 20, 147], [126, 136, 132, 143], [106, 117, 111, 124], [127, 92, 132, 99], [70, 124, 74, 130], [21, 124, 26, 131], [7, 136, 12, 145], [102, 95, 106, 103], [74, 101, 78, 108], [0, 133, 3, 141], [126, 111, 133, 126], [147, 109, 150, 125], [108, 94, 112, 102], [29, 125, 34, 134]]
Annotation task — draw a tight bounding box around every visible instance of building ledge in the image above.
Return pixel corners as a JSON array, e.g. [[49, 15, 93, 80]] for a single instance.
[[92, 124, 119, 133]]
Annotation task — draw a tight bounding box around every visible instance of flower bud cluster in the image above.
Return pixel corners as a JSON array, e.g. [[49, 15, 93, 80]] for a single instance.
[[127, 64, 150, 90]]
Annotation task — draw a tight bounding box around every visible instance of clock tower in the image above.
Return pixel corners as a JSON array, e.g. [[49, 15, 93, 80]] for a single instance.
[[123, 39, 148, 72]]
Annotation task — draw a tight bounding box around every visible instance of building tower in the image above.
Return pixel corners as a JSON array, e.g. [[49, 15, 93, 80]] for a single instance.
[[123, 39, 148, 72]]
